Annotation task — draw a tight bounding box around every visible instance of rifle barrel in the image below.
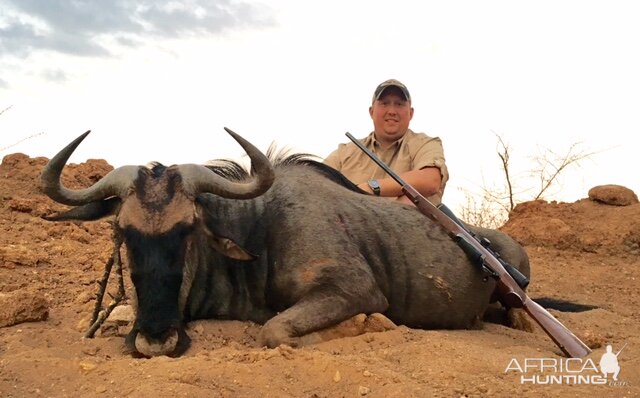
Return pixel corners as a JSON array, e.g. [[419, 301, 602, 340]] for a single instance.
[[616, 343, 627, 356], [345, 132, 405, 185]]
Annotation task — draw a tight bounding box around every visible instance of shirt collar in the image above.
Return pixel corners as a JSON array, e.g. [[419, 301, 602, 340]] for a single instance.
[[367, 129, 411, 150]]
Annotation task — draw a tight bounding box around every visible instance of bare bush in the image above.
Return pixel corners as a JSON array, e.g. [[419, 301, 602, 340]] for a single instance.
[[0, 132, 44, 153], [0, 105, 45, 154], [529, 143, 596, 201], [458, 188, 508, 229], [458, 133, 597, 229]]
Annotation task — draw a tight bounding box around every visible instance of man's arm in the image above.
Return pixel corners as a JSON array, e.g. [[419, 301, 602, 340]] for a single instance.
[[357, 167, 442, 201], [359, 133, 448, 204]]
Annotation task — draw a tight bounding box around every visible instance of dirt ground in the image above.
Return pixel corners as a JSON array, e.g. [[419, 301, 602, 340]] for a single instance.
[[0, 152, 638, 398]]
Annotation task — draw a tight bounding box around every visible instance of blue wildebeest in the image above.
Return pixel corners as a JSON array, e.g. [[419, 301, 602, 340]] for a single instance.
[[41, 129, 530, 357]]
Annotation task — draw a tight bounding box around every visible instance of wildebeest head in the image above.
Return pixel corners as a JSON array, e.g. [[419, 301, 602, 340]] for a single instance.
[[40, 128, 274, 357]]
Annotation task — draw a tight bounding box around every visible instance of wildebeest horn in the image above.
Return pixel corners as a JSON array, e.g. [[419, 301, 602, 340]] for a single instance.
[[178, 128, 275, 199], [41, 130, 141, 206]]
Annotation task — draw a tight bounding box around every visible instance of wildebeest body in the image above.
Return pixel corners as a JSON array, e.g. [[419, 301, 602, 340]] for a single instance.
[[41, 130, 528, 356], [185, 165, 515, 341]]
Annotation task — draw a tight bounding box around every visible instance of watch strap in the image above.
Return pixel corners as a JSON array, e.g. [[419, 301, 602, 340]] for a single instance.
[[368, 179, 381, 196]]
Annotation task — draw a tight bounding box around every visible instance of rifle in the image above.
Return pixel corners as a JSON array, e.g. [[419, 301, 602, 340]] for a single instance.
[[615, 343, 627, 357], [346, 132, 592, 358]]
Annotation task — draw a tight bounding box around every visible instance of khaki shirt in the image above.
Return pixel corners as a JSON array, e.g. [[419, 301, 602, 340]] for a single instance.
[[324, 129, 449, 204]]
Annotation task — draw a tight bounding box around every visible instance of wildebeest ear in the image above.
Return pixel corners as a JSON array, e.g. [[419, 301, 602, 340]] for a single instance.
[[196, 194, 264, 260], [44, 197, 121, 221], [208, 235, 257, 261]]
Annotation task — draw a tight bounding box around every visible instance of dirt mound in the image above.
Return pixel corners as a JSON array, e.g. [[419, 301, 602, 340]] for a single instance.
[[1, 153, 638, 397], [502, 198, 640, 255]]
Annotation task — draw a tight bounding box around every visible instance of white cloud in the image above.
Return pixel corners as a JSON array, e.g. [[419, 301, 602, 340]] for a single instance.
[[0, 0, 276, 58]]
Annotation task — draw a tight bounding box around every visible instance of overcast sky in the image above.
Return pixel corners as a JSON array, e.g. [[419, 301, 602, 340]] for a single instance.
[[1, 0, 639, 211]]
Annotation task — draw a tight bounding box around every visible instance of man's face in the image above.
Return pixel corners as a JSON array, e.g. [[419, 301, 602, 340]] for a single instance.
[[369, 87, 414, 146]]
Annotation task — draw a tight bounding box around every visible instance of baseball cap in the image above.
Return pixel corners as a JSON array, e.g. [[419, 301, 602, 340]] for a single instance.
[[372, 79, 411, 103]]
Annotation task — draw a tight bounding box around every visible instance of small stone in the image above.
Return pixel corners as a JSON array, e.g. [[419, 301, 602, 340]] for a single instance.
[[333, 370, 341, 382], [278, 344, 295, 359], [95, 385, 107, 393], [358, 386, 370, 395], [363, 370, 372, 377], [588, 185, 638, 206], [79, 361, 98, 373], [77, 317, 91, 332], [106, 305, 135, 324], [0, 291, 49, 327], [581, 330, 605, 349], [75, 291, 94, 305], [99, 323, 119, 337], [191, 323, 205, 335], [81, 346, 100, 356]]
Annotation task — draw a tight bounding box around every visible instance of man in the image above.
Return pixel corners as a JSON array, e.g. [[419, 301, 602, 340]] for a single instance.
[[324, 79, 449, 205], [599, 344, 622, 381]]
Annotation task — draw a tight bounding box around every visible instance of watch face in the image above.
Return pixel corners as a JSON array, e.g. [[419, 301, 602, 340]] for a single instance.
[[368, 179, 381, 195]]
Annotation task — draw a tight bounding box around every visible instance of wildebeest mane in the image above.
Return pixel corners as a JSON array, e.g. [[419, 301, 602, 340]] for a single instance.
[[146, 162, 168, 177], [205, 144, 366, 194], [144, 161, 248, 182], [203, 159, 249, 181]]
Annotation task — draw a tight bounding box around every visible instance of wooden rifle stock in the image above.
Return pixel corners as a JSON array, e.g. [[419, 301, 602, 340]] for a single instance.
[[346, 132, 592, 358]]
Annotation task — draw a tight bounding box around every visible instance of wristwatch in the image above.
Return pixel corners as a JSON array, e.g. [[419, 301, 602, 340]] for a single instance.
[[367, 179, 381, 196]]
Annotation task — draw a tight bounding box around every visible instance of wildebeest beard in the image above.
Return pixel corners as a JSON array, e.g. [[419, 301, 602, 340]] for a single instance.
[[123, 224, 193, 357]]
